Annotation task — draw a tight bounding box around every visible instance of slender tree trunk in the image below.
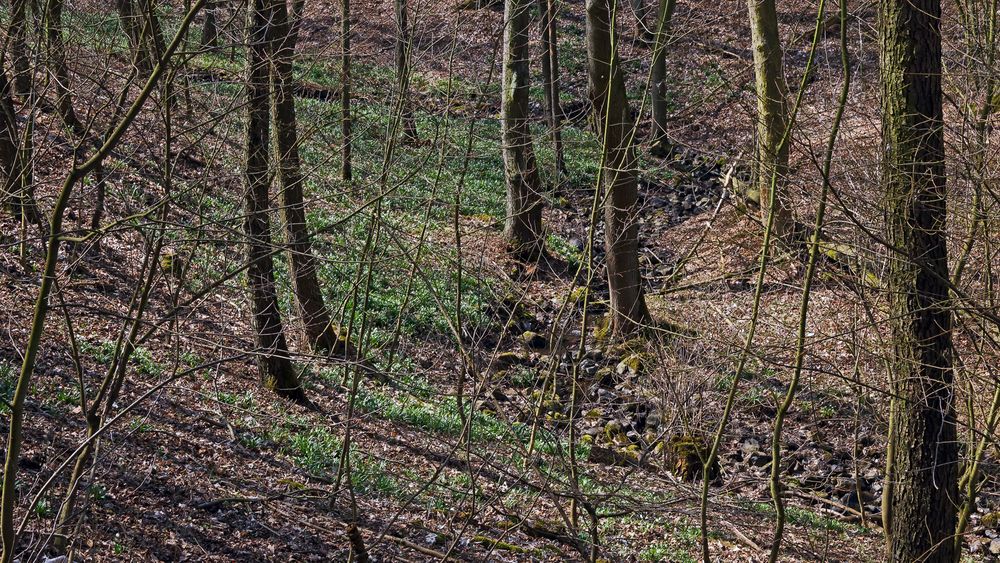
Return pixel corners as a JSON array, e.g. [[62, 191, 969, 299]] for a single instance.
[[880, 0, 957, 560], [44, 0, 84, 136], [537, 0, 565, 178], [502, 0, 543, 257], [631, 0, 654, 45], [649, 0, 675, 155], [341, 0, 352, 182], [0, 68, 39, 228], [394, 0, 418, 142], [747, 0, 794, 242], [138, 0, 167, 64], [245, 0, 305, 402], [201, 0, 219, 48], [115, 0, 152, 74], [586, 0, 649, 334], [269, 0, 339, 351], [10, 0, 31, 97]]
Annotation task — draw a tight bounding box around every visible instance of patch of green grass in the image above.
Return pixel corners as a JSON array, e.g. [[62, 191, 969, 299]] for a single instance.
[[33, 498, 52, 519], [269, 419, 342, 476], [744, 501, 860, 534], [639, 542, 695, 563], [267, 417, 403, 497], [55, 388, 79, 406], [545, 233, 583, 269], [354, 384, 527, 444], [79, 338, 162, 377], [216, 391, 255, 410]]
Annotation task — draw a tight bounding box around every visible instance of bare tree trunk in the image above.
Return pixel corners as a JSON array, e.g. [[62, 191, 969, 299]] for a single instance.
[[269, 0, 339, 351], [880, 0, 957, 560], [586, 0, 649, 335], [631, 0, 654, 45], [537, 0, 565, 179], [502, 0, 543, 257], [747, 0, 794, 243], [138, 0, 167, 64], [0, 68, 40, 228], [9, 0, 31, 97], [245, 0, 305, 402], [44, 0, 84, 136], [201, 0, 219, 48], [115, 0, 152, 74], [649, 0, 675, 155], [394, 0, 418, 142], [341, 0, 352, 182]]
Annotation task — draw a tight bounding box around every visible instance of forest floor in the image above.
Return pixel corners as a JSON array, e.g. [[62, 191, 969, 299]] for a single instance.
[[1, 0, 998, 561]]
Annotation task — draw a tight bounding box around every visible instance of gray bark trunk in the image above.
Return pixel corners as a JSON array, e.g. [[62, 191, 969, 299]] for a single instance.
[[586, 0, 649, 334], [501, 0, 544, 257]]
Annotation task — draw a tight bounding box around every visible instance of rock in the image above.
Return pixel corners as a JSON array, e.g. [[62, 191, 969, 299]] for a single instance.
[[741, 437, 761, 458], [983, 511, 1000, 529], [667, 434, 720, 482], [646, 411, 662, 429], [596, 367, 615, 386], [838, 491, 861, 511], [521, 331, 547, 349], [616, 352, 648, 376], [604, 420, 623, 437], [495, 351, 524, 368], [990, 538, 1000, 556]]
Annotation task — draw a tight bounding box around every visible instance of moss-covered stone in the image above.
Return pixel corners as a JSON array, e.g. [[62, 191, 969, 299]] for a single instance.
[[616, 352, 652, 376], [667, 434, 719, 482], [522, 331, 547, 349], [592, 314, 611, 342], [982, 511, 1000, 529]]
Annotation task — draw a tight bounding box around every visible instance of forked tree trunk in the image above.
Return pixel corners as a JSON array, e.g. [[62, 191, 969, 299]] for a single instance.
[[649, 0, 676, 155], [245, 0, 305, 402], [747, 0, 794, 242], [879, 0, 957, 560], [394, 0, 418, 142], [537, 0, 565, 178], [586, 0, 649, 334], [501, 0, 543, 257], [115, 0, 152, 74], [116, 0, 166, 76], [269, 0, 339, 351]]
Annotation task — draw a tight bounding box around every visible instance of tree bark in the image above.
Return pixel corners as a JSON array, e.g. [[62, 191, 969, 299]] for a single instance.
[[269, 0, 339, 351], [649, 0, 675, 155], [0, 68, 39, 228], [394, 0, 418, 142], [586, 0, 649, 334], [201, 0, 219, 48], [9, 0, 31, 97], [537, 0, 565, 178], [879, 0, 957, 560], [341, 0, 352, 182], [44, 0, 84, 136], [747, 0, 794, 243], [501, 0, 544, 257], [245, 0, 305, 402]]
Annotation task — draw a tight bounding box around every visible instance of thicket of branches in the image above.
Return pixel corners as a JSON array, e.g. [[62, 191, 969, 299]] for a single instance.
[[0, 0, 997, 561]]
